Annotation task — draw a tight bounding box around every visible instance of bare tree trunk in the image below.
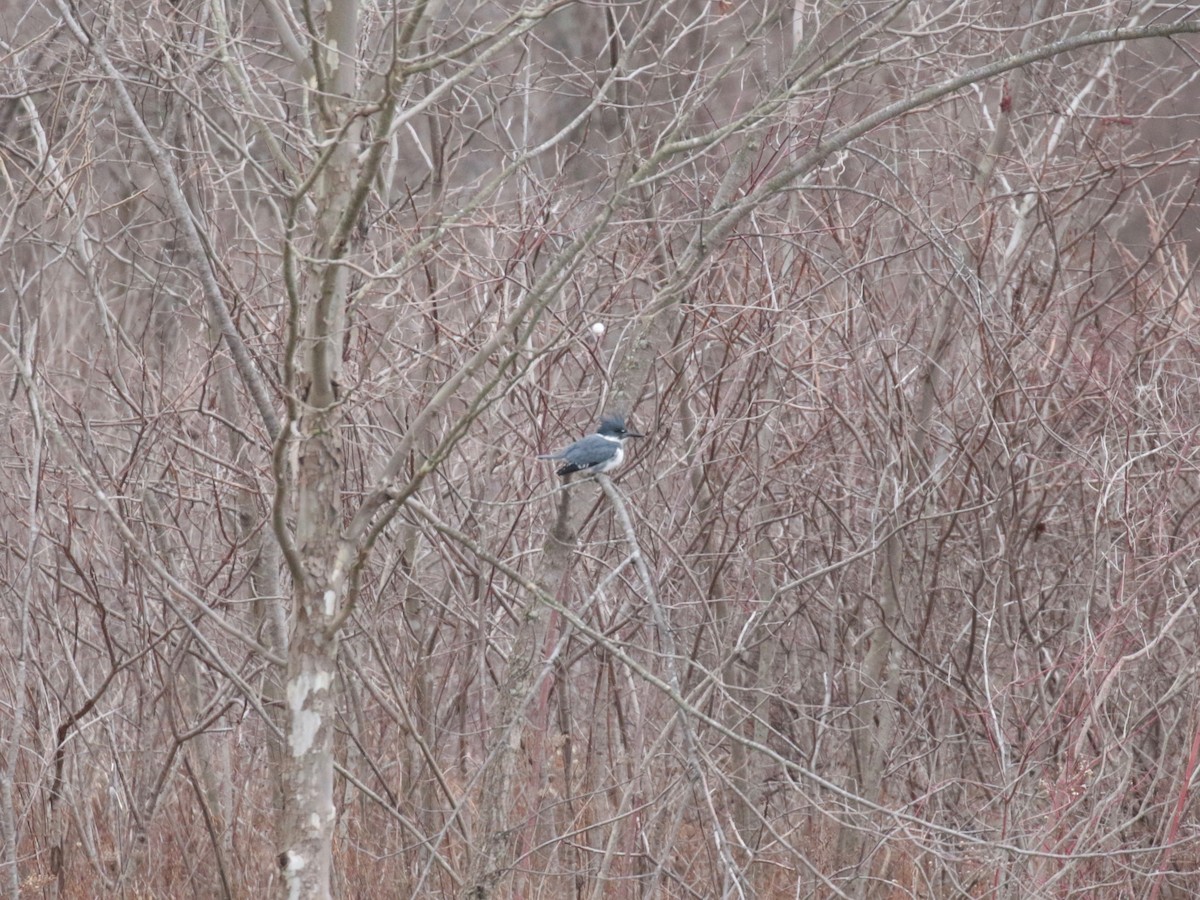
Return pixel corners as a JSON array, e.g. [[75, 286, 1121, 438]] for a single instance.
[[143, 487, 237, 899], [466, 488, 577, 897], [0, 355, 40, 899], [278, 1, 363, 894], [835, 282, 960, 886]]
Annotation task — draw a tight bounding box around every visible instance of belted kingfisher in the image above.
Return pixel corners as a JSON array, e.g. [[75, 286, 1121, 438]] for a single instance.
[[538, 415, 644, 477]]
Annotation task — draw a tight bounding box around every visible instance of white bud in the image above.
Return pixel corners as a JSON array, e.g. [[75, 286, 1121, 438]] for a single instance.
[[590, 322, 605, 337]]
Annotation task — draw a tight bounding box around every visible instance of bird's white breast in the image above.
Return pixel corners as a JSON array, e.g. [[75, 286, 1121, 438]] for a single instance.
[[599, 444, 624, 471]]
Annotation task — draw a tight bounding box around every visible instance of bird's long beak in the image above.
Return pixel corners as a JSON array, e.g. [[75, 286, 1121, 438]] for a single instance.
[[627, 430, 645, 439]]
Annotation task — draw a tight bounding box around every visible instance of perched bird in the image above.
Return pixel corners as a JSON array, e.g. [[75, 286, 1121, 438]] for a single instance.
[[538, 415, 644, 477]]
